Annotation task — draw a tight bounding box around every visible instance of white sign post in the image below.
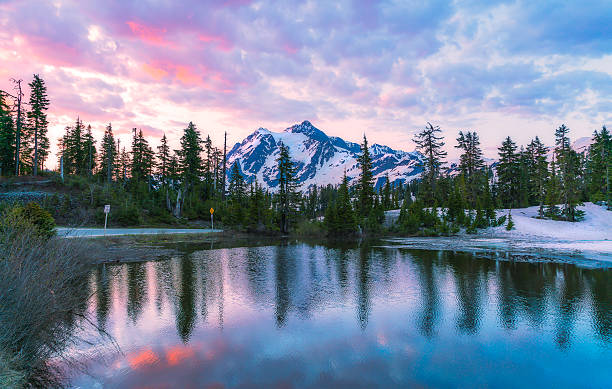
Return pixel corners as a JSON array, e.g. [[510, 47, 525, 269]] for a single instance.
[[104, 205, 110, 234], [210, 208, 214, 230]]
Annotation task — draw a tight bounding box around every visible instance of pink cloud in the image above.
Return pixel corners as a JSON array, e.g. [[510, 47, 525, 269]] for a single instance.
[[127, 21, 172, 46], [199, 34, 233, 52]]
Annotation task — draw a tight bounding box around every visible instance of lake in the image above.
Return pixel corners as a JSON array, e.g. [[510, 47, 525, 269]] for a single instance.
[[69, 240, 612, 388]]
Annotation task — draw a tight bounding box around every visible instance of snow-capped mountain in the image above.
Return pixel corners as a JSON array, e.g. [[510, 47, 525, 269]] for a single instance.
[[227, 120, 424, 191]]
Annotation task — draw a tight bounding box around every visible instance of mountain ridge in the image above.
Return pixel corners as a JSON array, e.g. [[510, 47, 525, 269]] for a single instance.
[[227, 120, 424, 191]]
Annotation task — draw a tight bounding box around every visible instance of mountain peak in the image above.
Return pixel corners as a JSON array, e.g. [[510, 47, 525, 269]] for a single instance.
[[227, 121, 424, 191], [285, 120, 329, 142]]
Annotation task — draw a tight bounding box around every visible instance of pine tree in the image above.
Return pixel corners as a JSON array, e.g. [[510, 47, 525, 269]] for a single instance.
[[586, 126, 611, 205], [334, 171, 357, 234], [517, 146, 530, 207], [382, 173, 391, 210], [203, 134, 213, 189], [497, 136, 519, 208], [168, 152, 179, 183], [545, 156, 561, 219], [60, 117, 85, 175], [119, 147, 130, 181], [526, 136, 548, 217], [0, 93, 15, 176], [455, 131, 485, 207], [83, 124, 97, 177], [178, 122, 203, 188], [247, 181, 268, 231], [99, 123, 116, 183], [130, 129, 153, 181], [27, 74, 49, 175], [505, 210, 515, 231], [413, 122, 447, 205], [357, 134, 374, 217], [277, 142, 298, 234], [227, 161, 246, 226], [554, 124, 582, 221], [156, 133, 170, 186]]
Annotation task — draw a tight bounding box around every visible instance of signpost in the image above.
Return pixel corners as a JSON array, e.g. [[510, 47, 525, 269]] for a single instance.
[[210, 207, 214, 230], [104, 205, 110, 235]]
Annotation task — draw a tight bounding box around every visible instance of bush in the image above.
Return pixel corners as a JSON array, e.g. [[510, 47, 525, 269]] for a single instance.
[[1, 202, 56, 240], [294, 219, 326, 237], [0, 223, 98, 387], [113, 205, 143, 226]]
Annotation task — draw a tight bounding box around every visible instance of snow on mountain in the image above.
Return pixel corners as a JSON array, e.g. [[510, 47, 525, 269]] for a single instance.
[[227, 120, 424, 191]]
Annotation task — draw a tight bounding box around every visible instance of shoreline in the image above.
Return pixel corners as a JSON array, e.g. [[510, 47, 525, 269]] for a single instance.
[[80, 227, 612, 268]]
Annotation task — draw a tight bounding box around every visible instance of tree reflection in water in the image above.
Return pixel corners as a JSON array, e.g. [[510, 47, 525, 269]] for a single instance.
[[81, 242, 612, 388]]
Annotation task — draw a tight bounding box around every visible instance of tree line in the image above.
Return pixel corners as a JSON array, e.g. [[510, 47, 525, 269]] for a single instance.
[[1, 75, 610, 236], [0, 75, 50, 176]]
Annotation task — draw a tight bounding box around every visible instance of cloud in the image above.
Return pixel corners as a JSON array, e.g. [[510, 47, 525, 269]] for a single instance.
[[0, 0, 610, 166]]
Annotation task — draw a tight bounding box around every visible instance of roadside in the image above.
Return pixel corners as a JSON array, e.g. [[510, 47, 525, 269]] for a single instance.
[[57, 227, 222, 238]]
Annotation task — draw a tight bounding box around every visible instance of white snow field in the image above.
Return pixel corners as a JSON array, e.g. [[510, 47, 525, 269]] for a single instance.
[[384, 202, 612, 265]]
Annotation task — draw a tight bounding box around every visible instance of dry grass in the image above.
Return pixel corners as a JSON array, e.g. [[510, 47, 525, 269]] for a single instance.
[[0, 224, 101, 388]]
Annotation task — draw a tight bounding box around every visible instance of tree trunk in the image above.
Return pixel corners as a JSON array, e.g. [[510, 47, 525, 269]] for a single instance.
[[173, 188, 183, 218], [33, 126, 38, 176]]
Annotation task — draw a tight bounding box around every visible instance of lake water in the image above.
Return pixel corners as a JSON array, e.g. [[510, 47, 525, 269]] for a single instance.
[[69, 241, 612, 388]]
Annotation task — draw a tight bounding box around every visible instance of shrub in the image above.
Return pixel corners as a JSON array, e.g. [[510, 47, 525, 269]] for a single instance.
[[1, 202, 56, 240], [294, 219, 326, 237], [506, 211, 515, 231], [0, 223, 100, 387], [114, 205, 143, 226]]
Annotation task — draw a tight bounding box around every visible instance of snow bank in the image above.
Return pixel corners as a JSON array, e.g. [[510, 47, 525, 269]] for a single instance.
[[490, 202, 612, 241], [385, 202, 612, 264]]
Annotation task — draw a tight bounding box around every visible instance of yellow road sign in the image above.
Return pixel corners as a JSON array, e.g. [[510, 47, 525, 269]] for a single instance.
[[210, 208, 214, 214]]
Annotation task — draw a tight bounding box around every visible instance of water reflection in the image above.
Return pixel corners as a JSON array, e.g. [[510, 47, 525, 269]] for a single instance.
[[83, 242, 612, 387], [176, 257, 196, 342]]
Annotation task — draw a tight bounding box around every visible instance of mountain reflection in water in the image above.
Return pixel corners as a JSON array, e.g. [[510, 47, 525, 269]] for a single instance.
[[72, 242, 612, 388]]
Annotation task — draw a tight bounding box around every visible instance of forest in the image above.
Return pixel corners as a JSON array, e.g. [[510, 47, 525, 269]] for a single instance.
[[1, 75, 611, 237]]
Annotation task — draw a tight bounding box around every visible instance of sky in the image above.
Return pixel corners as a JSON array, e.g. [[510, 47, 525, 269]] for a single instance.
[[1, 0, 611, 167]]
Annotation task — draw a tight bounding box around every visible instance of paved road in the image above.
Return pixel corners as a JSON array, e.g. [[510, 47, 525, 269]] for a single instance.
[[57, 227, 221, 238]]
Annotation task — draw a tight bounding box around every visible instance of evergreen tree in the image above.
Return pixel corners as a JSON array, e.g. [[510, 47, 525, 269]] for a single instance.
[[526, 136, 549, 217], [178, 122, 203, 188], [27, 74, 50, 175], [60, 117, 85, 175], [497, 136, 519, 208], [119, 146, 130, 181], [455, 131, 485, 207], [329, 171, 357, 235], [517, 146, 530, 207], [357, 134, 374, 216], [0, 93, 15, 176], [130, 128, 153, 181], [554, 124, 582, 221], [247, 181, 269, 231], [586, 126, 611, 205], [545, 155, 561, 219], [412, 122, 447, 205], [156, 133, 170, 186], [203, 134, 213, 188], [98, 123, 116, 183], [382, 174, 391, 210], [227, 161, 246, 226], [83, 124, 97, 177], [277, 142, 298, 233], [168, 152, 180, 183], [506, 210, 515, 230]]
